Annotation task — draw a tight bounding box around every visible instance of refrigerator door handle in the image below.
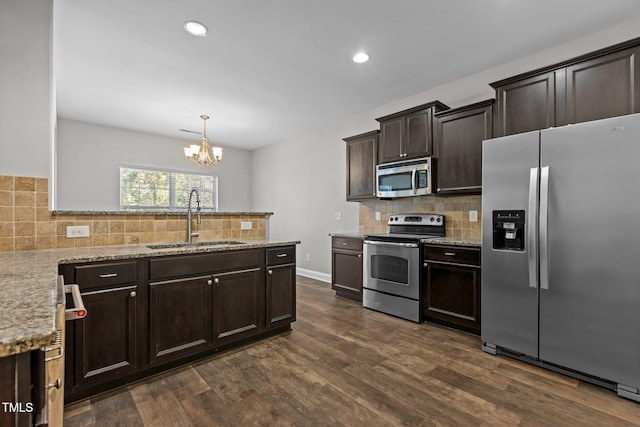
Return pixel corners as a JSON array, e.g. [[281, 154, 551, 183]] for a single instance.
[[540, 166, 550, 290], [528, 168, 539, 289]]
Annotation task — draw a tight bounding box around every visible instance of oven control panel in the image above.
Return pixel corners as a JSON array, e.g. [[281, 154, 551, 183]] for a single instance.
[[387, 214, 443, 225]]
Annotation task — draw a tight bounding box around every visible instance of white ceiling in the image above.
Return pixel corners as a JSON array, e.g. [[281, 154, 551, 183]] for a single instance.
[[54, 0, 640, 150]]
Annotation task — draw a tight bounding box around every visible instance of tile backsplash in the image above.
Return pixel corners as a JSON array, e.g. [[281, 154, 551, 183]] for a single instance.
[[0, 175, 268, 252], [359, 194, 482, 239]]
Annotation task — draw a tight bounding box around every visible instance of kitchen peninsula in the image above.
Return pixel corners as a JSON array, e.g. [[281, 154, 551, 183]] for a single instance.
[[0, 222, 299, 418]]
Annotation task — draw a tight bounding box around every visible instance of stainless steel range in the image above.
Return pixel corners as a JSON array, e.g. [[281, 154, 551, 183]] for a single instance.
[[363, 213, 445, 322]]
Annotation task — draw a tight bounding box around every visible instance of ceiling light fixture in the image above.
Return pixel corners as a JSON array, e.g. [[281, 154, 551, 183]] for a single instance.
[[184, 21, 207, 36], [184, 115, 223, 167], [352, 52, 369, 63]]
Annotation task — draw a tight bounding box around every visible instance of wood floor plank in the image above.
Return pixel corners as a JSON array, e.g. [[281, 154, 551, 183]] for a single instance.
[[86, 388, 144, 427], [64, 276, 640, 426], [306, 359, 426, 426], [344, 360, 493, 426]]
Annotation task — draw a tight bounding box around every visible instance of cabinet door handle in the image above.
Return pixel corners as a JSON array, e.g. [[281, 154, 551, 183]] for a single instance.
[[423, 262, 428, 267], [129, 291, 137, 298], [268, 270, 273, 275], [357, 254, 362, 258], [99, 273, 118, 278], [214, 278, 220, 284], [445, 252, 456, 256], [207, 279, 213, 286]]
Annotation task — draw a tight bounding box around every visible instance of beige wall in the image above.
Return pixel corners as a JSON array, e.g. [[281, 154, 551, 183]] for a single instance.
[[0, 175, 266, 252]]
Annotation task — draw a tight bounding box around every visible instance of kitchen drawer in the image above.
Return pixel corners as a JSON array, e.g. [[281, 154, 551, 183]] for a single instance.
[[74, 261, 138, 290], [424, 245, 480, 266], [331, 236, 363, 251], [266, 246, 296, 266], [149, 249, 261, 280]]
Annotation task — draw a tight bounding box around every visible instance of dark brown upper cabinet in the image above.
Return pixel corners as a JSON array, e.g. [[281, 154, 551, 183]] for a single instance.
[[563, 46, 640, 125], [492, 37, 640, 137], [343, 130, 378, 201], [493, 72, 556, 137], [434, 99, 494, 195], [376, 101, 449, 164]]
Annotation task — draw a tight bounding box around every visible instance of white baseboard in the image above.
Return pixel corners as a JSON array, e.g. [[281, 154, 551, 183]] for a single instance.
[[296, 267, 331, 283]]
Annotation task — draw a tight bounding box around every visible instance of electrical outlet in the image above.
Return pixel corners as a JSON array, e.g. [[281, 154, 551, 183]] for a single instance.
[[375, 211, 381, 221], [240, 221, 252, 230], [66, 225, 90, 238], [469, 210, 478, 222], [334, 211, 342, 221]]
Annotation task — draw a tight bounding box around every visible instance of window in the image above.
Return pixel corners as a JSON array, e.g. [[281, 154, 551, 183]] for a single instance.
[[120, 166, 218, 211]]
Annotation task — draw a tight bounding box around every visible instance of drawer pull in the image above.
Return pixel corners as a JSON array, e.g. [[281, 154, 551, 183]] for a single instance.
[[445, 252, 456, 256], [99, 273, 118, 278], [276, 253, 288, 257], [341, 242, 349, 246]]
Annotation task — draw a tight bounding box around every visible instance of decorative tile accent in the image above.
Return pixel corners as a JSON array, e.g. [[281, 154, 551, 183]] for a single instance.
[[359, 194, 482, 239], [0, 175, 269, 252]]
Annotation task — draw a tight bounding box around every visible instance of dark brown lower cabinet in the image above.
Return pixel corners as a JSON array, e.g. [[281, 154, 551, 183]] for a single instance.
[[331, 236, 363, 302], [213, 268, 263, 346], [61, 246, 296, 403], [423, 245, 481, 335], [62, 259, 143, 402], [0, 352, 32, 427], [72, 286, 139, 383], [266, 265, 296, 328], [149, 276, 212, 364]]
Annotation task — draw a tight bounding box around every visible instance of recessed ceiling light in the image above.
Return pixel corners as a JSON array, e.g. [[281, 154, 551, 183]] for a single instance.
[[184, 21, 207, 36], [352, 52, 369, 63]]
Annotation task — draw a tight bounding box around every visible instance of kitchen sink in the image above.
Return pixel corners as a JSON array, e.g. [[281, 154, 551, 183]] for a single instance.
[[146, 240, 246, 250]]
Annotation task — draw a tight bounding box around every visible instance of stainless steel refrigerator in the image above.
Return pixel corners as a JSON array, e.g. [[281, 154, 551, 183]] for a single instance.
[[481, 113, 640, 402]]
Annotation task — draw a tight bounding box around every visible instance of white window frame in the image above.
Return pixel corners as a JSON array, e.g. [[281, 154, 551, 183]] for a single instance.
[[119, 165, 218, 211]]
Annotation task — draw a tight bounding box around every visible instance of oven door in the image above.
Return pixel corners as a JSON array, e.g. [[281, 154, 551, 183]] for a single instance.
[[363, 240, 420, 300]]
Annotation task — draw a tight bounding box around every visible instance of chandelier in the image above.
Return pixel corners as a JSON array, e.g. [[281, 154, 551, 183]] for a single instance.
[[183, 115, 223, 167]]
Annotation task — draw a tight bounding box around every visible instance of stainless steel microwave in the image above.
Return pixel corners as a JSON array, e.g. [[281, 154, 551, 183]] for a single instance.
[[376, 157, 433, 198]]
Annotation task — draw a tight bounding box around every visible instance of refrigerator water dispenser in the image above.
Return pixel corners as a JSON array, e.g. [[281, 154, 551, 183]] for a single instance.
[[492, 210, 525, 251]]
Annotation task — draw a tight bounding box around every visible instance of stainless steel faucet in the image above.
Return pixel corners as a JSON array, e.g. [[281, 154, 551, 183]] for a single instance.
[[186, 188, 201, 243]]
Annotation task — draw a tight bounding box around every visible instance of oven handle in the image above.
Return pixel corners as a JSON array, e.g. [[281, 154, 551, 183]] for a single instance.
[[364, 240, 419, 248]]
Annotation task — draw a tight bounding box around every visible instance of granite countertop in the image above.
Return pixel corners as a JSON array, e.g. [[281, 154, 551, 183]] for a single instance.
[[328, 232, 365, 239], [422, 237, 482, 247], [329, 232, 481, 247], [0, 238, 299, 358]]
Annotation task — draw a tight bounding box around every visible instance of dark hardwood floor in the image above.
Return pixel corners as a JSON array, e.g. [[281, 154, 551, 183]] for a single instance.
[[64, 276, 640, 426]]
